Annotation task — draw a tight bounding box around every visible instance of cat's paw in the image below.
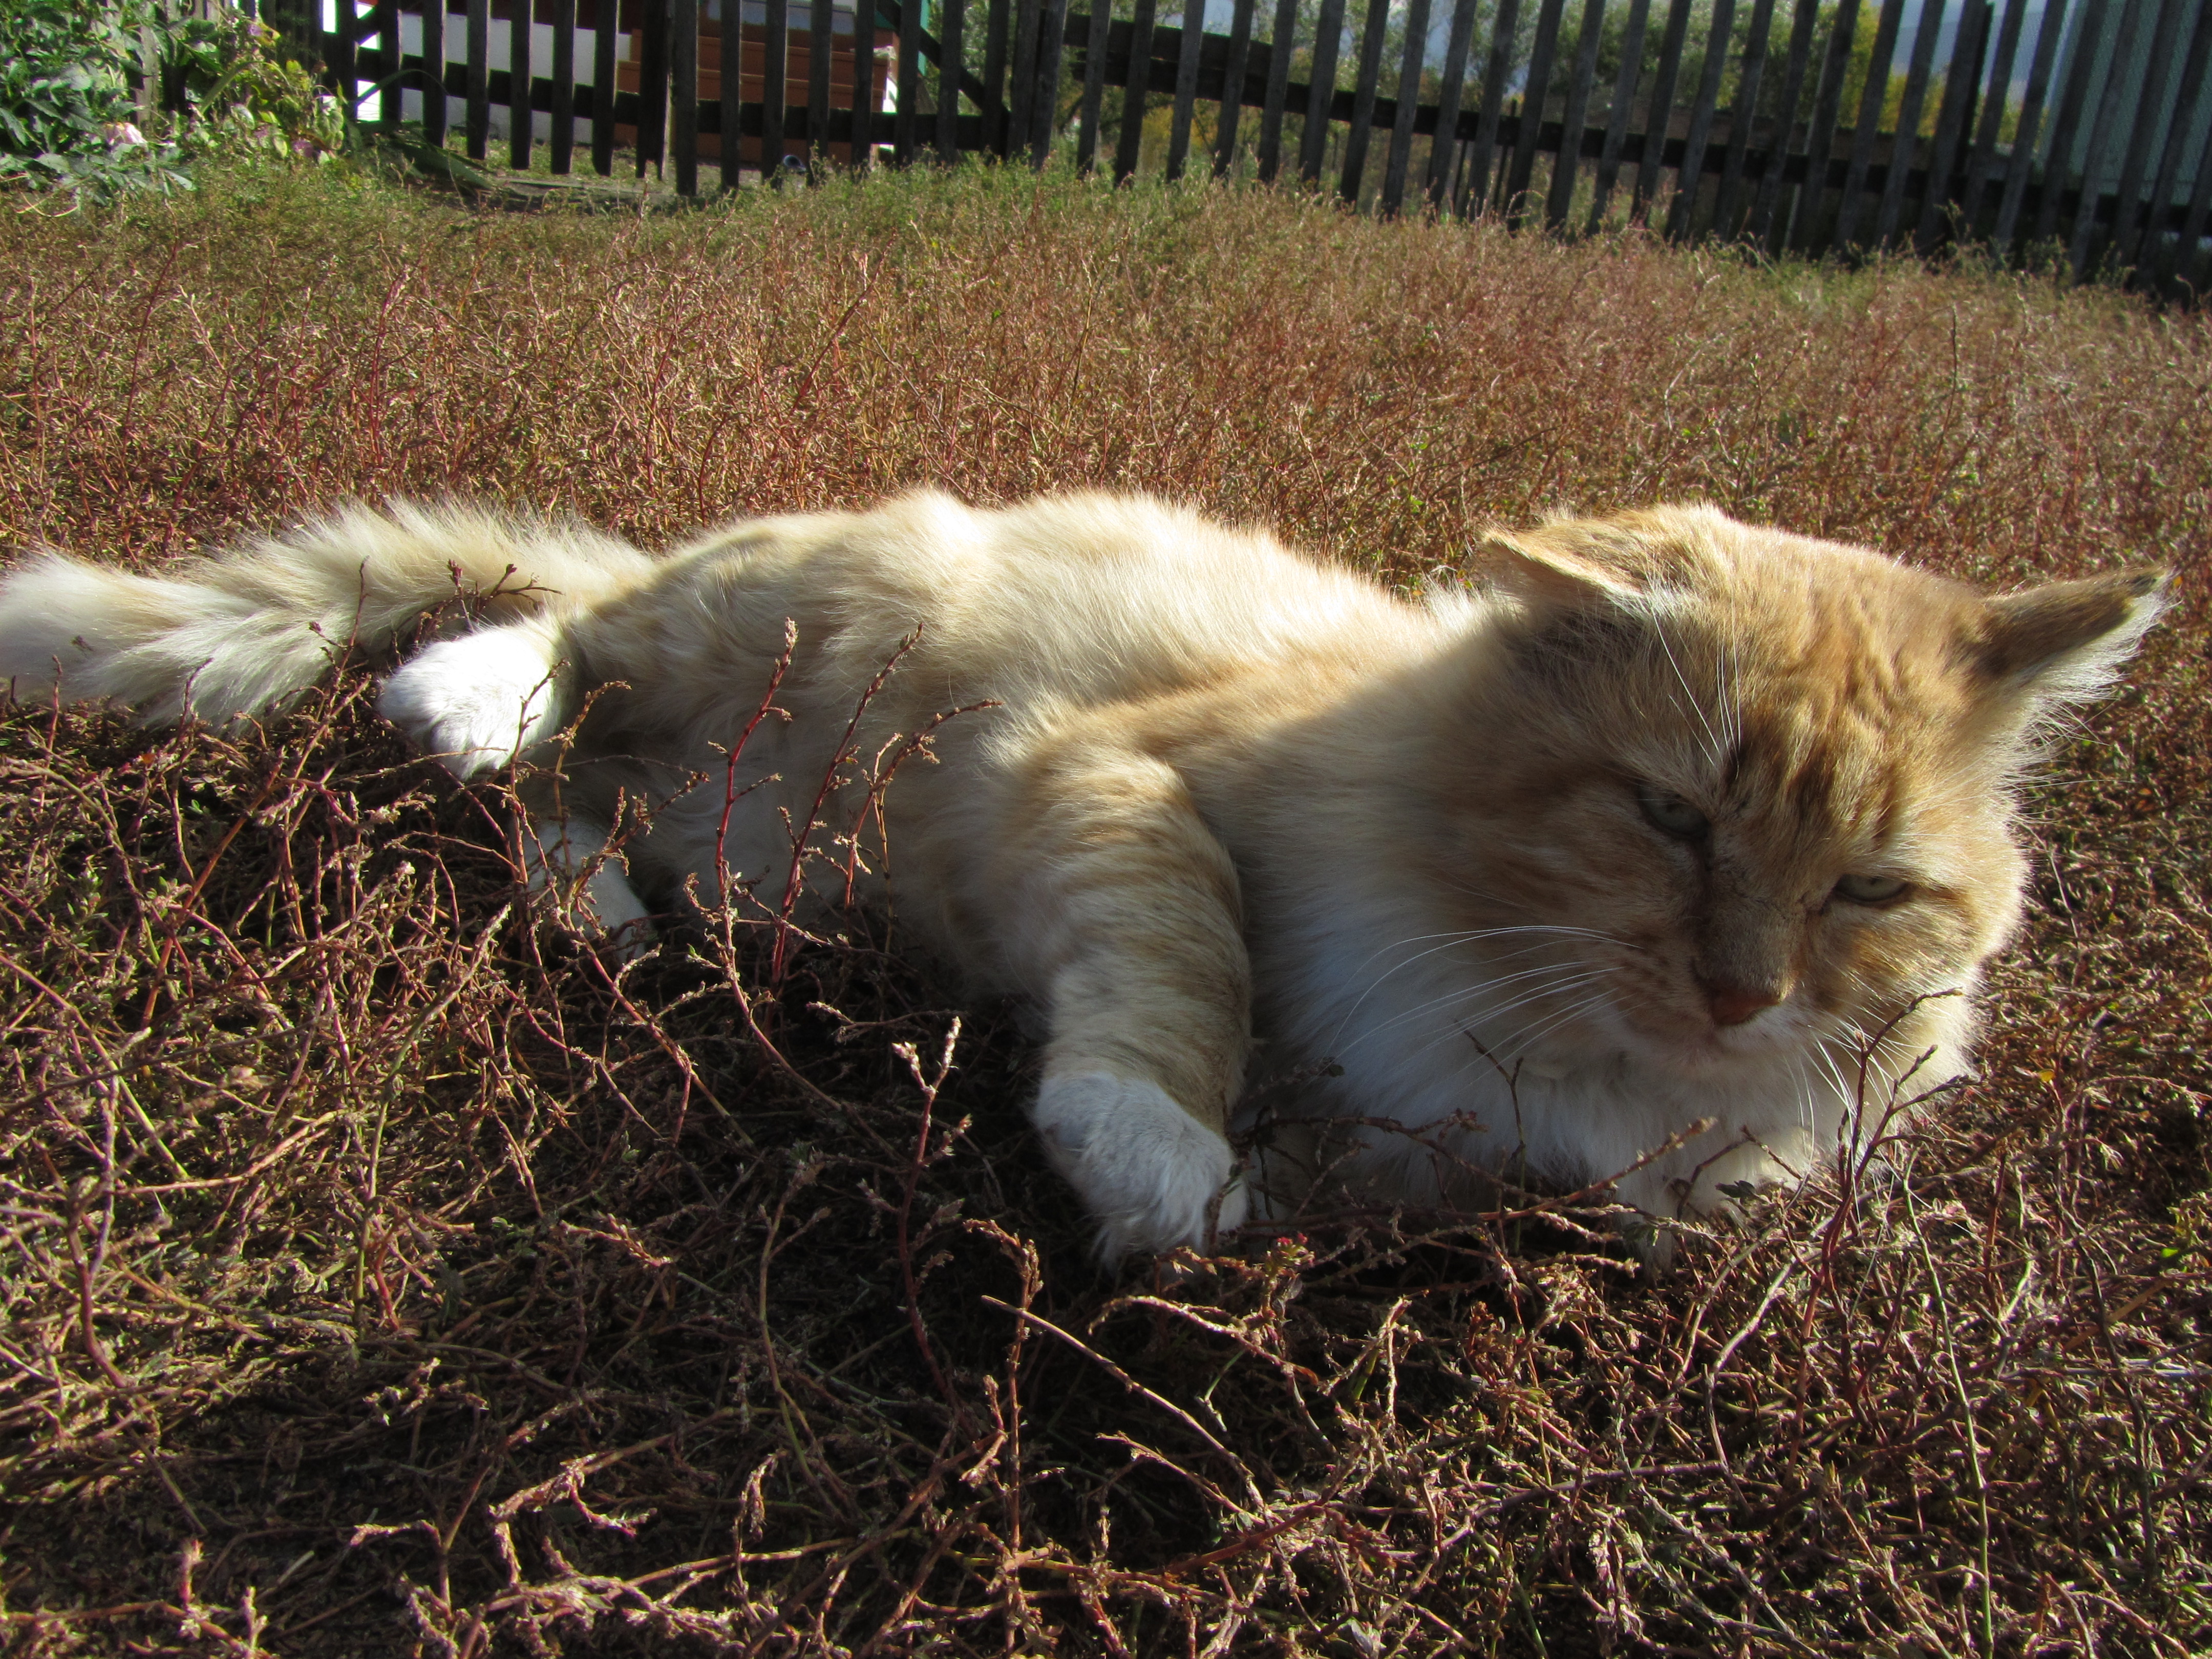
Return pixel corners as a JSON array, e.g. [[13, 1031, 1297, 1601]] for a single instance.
[[379, 629, 562, 779], [1033, 1073, 1247, 1261]]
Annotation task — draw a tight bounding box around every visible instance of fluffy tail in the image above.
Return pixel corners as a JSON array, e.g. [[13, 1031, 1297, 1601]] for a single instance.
[[0, 501, 651, 726]]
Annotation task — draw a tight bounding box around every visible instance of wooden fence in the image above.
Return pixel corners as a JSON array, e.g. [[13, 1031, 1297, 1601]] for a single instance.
[[258, 0, 2212, 295]]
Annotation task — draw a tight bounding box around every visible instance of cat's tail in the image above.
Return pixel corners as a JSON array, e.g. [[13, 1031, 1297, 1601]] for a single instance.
[[0, 501, 650, 730]]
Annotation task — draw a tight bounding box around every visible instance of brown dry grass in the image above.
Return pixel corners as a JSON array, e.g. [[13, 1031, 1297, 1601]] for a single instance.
[[0, 162, 2207, 1657]]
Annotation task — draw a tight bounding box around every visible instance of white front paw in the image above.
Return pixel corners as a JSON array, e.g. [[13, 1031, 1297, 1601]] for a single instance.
[[379, 630, 561, 779], [1033, 1073, 1247, 1261]]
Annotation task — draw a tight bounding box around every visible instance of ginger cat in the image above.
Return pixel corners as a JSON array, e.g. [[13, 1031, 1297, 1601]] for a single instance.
[[0, 494, 2164, 1261]]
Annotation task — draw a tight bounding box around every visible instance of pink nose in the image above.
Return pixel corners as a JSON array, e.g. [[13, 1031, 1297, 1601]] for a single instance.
[[1709, 985, 1784, 1027]]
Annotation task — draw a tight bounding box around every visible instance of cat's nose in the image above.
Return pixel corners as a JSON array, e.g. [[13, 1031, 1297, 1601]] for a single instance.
[[1707, 982, 1785, 1027]]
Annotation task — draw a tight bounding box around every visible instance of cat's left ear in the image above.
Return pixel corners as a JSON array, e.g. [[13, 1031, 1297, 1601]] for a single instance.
[[1971, 567, 2169, 707]]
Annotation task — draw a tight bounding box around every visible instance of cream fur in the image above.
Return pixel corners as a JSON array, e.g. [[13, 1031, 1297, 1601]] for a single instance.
[[0, 493, 2165, 1263]]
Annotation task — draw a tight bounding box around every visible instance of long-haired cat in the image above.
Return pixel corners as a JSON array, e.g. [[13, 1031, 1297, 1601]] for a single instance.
[[0, 494, 2164, 1262]]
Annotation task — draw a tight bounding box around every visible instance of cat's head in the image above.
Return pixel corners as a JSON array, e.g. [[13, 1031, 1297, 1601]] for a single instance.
[[1431, 504, 2165, 1086]]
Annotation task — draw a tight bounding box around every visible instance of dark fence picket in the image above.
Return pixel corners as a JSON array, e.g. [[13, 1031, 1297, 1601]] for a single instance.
[[592, 0, 615, 169], [849, 0, 874, 171], [1079, 0, 1113, 168], [984, 0, 1012, 153], [1664, 0, 1735, 238], [2034, 0, 2108, 245], [1427, 0, 1480, 210], [549, 0, 575, 174], [423, 0, 447, 148], [2140, 2, 2212, 281], [1994, 0, 2067, 248], [1338, 0, 1392, 203], [2107, 0, 2186, 264], [1299, 0, 1346, 184], [1380, 0, 1432, 216], [1711, 0, 1776, 239], [940, 0, 967, 164], [1961, 0, 2030, 236], [1585, 0, 1650, 230], [509, 0, 533, 168], [1213, 0, 1257, 177], [1114, 0, 1156, 182], [1832, 0, 1906, 250], [1631, 0, 1694, 223], [1545, 0, 1607, 230], [812, 0, 835, 167], [1872, 0, 1946, 248], [2170, 114, 2212, 295], [379, 3, 401, 123], [640, 0, 671, 175], [466, 0, 490, 160], [1746, 0, 1816, 244], [1785, 0, 1861, 249], [1915, 0, 1989, 251], [1256, 0, 1298, 182], [765, 0, 791, 180], [897, 0, 925, 162], [1504, 0, 1567, 220], [2066, 0, 2149, 275], [1168, 0, 1208, 180], [1030, 0, 1068, 164], [1461, 0, 1522, 215], [670, 0, 696, 192]]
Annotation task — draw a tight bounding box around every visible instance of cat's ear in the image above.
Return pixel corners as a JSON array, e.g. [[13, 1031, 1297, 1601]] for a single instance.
[[1971, 568, 2168, 706], [1477, 526, 1647, 606]]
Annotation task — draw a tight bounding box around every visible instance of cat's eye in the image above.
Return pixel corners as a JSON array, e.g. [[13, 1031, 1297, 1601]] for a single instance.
[[1637, 785, 1710, 840], [1833, 873, 1910, 905]]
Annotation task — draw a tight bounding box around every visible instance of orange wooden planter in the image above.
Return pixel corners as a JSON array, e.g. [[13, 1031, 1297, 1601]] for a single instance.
[[615, 17, 892, 167]]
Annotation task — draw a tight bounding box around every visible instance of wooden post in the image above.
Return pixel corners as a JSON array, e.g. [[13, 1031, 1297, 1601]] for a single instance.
[[1213, 0, 1257, 177], [1870, 0, 1944, 248], [424, 0, 448, 148], [940, 0, 967, 162], [1114, 0, 1156, 181], [1460, 0, 1522, 216], [1710, 0, 1774, 240], [510, 0, 534, 169], [550, 0, 576, 173], [466, 0, 490, 160], [983, 0, 1012, 152], [1031, 0, 1068, 164], [1298, 0, 1346, 184], [1380, 0, 1432, 216], [1256, 0, 1298, 182], [1993, 0, 2065, 249], [1166, 0, 1207, 180], [670, 0, 697, 192], [1078, 0, 1112, 169], [1544, 0, 1608, 230], [1630, 0, 1694, 224], [1008, 0, 1040, 156], [1337, 0, 1391, 203], [896, 0, 923, 161], [1584, 0, 1650, 230], [637, 0, 671, 175], [1426, 0, 1481, 210], [768, 0, 791, 180], [1831, 0, 1906, 251], [1663, 0, 1735, 238], [1503, 0, 1566, 220], [851, 0, 876, 171]]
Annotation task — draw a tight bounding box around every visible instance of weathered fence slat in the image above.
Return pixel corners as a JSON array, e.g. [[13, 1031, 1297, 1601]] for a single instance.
[[465, 0, 489, 160], [1380, 0, 1433, 216], [1711, 0, 1776, 239], [640, 0, 671, 174], [1745, 0, 1817, 245], [509, 0, 533, 168], [1994, 0, 2067, 248], [764, 0, 791, 180], [898, 0, 926, 162], [2108, 0, 2186, 263], [379, 2, 400, 124], [1632, 0, 1694, 222], [1546, 0, 1608, 230], [1960, 0, 2029, 236], [941, 0, 968, 165], [1787, 0, 1861, 248], [2066, 0, 2150, 275], [1586, 0, 1651, 230], [983, 0, 1012, 153], [1871, 0, 1946, 248], [1113, 0, 1156, 182], [549, 0, 576, 174], [1256, 0, 1298, 182], [1078, 0, 1112, 169], [422, 0, 446, 150], [1213, 0, 1258, 178], [1833, 0, 1907, 250], [850, 0, 874, 171], [1426, 0, 1480, 209], [1168, 0, 1208, 180], [1299, 0, 1347, 184], [811, 0, 835, 166], [1338, 0, 1393, 202], [2170, 110, 2212, 292], [1504, 0, 1567, 219], [1031, 0, 1068, 165], [1461, 0, 1521, 214], [1664, 0, 1735, 238], [2140, 0, 2212, 277], [671, 0, 697, 193], [1916, 0, 1989, 251], [2034, 0, 2109, 245]]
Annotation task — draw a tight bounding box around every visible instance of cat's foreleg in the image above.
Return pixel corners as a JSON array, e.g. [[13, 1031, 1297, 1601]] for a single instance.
[[377, 615, 570, 779], [519, 807, 652, 959], [1004, 748, 1253, 1261]]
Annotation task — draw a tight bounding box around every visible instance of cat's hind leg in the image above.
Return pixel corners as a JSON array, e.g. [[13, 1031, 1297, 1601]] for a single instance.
[[999, 744, 1253, 1261], [520, 808, 652, 958]]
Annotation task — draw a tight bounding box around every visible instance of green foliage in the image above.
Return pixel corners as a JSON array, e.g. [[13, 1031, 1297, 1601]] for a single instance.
[[0, 1, 346, 206]]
